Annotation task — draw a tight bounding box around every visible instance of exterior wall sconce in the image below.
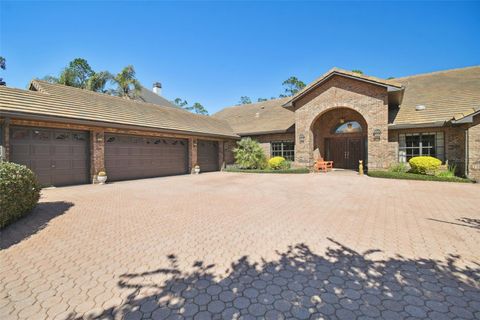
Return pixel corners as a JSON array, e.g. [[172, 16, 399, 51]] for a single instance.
[[299, 134, 305, 144], [193, 140, 198, 147], [95, 132, 104, 142], [339, 117, 345, 124]]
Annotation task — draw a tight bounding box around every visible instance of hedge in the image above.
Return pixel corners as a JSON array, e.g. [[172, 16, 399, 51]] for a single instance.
[[0, 162, 41, 228], [368, 170, 473, 183]]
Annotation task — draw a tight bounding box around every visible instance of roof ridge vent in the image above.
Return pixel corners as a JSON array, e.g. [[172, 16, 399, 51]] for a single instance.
[[415, 105, 426, 111]]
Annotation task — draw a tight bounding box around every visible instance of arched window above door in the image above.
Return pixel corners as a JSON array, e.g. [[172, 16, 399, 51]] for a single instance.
[[334, 121, 362, 134]]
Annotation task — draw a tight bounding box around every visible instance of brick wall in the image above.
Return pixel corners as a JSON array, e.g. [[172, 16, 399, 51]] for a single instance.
[[224, 140, 237, 165], [467, 115, 480, 180], [293, 75, 395, 169]]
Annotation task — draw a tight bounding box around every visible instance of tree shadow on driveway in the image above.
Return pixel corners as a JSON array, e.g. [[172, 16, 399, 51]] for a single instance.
[[0, 201, 74, 250], [427, 217, 480, 231], [67, 238, 480, 319]]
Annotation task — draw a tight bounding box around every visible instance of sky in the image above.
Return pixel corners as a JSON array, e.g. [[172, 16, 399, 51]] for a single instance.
[[1, 1, 479, 114]]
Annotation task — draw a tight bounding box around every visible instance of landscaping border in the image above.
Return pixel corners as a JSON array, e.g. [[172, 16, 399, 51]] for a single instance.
[[224, 168, 310, 174], [367, 170, 474, 183]]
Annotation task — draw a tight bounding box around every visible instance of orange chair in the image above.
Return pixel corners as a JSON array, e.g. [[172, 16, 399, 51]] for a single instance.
[[314, 157, 333, 173]]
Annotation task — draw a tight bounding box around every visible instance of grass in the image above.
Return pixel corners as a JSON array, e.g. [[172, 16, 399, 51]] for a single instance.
[[224, 167, 310, 174], [368, 170, 474, 183]]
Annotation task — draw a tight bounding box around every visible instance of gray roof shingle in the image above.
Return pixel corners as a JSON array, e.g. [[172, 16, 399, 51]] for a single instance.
[[0, 80, 238, 138], [213, 98, 294, 135], [215, 66, 480, 134], [392, 66, 480, 125]]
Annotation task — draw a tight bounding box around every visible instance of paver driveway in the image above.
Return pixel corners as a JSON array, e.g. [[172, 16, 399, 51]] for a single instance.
[[1, 172, 479, 320]]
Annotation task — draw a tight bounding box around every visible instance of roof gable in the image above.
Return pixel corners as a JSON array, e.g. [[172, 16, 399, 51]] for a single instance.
[[283, 68, 403, 107]]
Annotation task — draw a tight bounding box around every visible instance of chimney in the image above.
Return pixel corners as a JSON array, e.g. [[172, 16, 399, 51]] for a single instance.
[[152, 82, 162, 95]]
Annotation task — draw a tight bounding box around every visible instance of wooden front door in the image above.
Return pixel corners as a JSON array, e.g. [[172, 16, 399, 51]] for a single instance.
[[325, 137, 364, 170]]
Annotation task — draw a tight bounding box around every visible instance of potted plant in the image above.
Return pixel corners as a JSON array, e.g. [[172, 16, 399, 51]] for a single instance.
[[194, 164, 200, 174], [97, 170, 107, 184]]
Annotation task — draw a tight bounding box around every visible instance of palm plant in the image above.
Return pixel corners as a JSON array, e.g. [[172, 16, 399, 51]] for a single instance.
[[86, 71, 113, 93], [233, 138, 267, 169], [110, 65, 142, 99]]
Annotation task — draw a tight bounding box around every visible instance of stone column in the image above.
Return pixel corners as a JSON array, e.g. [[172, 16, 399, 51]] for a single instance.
[[189, 137, 198, 173], [1, 118, 10, 161], [90, 129, 105, 184]]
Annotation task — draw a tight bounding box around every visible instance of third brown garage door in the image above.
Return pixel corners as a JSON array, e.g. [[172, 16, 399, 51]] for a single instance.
[[105, 134, 188, 181], [197, 140, 219, 172]]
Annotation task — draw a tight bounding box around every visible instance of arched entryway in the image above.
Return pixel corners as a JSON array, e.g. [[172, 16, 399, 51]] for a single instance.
[[311, 107, 368, 170]]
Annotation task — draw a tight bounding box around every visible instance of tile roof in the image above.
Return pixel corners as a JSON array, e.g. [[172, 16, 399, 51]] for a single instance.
[[135, 86, 177, 108], [392, 66, 480, 125], [212, 97, 294, 135], [215, 66, 480, 134], [0, 80, 238, 138]]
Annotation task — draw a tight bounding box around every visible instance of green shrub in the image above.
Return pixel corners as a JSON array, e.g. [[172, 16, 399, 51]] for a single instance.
[[268, 156, 290, 170], [408, 156, 442, 175], [436, 163, 456, 178], [233, 138, 267, 169], [0, 162, 41, 228], [388, 162, 410, 173]]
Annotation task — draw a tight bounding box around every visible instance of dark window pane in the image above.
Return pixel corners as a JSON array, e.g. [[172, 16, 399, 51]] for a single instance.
[[72, 133, 87, 141], [270, 141, 295, 161], [12, 129, 29, 140], [55, 132, 70, 140], [32, 130, 50, 140]]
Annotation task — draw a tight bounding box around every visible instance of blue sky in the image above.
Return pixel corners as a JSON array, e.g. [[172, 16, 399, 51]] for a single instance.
[[1, 1, 479, 114]]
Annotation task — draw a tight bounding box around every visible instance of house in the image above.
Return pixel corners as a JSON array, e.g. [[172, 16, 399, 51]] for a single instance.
[[1, 66, 479, 186], [214, 66, 480, 180], [0, 80, 238, 186]]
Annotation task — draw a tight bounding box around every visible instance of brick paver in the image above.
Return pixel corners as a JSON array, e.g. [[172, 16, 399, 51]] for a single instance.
[[1, 172, 479, 319]]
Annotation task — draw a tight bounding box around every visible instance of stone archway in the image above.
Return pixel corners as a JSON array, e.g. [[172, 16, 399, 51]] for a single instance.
[[311, 107, 368, 170]]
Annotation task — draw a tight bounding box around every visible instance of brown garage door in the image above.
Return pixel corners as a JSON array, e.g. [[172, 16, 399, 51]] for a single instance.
[[9, 126, 90, 186], [105, 134, 188, 181], [198, 140, 219, 172]]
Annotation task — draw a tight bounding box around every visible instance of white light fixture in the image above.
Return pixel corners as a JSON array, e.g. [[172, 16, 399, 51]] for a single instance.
[[415, 105, 426, 111]]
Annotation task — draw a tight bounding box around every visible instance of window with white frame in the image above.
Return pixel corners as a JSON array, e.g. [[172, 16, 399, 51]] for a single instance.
[[398, 132, 444, 162], [271, 141, 295, 161]]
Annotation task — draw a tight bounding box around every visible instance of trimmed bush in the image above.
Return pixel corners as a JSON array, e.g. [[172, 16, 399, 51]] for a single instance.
[[233, 138, 267, 169], [408, 156, 442, 175], [268, 156, 289, 170], [0, 162, 41, 228]]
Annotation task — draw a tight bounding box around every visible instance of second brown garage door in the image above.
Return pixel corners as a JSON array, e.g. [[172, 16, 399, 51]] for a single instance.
[[197, 140, 219, 172], [105, 134, 188, 181]]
